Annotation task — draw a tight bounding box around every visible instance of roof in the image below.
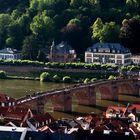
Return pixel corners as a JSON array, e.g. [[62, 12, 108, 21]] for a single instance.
[[86, 43, 130, 54], [106, 106, 126, 114], [51, 41, 75, 54], [29, 112, 55, 124], [128, 104, 140, 111], [0, 106, 32, 126], [0, 48, 21, 54], [0, 93, 15, 103]]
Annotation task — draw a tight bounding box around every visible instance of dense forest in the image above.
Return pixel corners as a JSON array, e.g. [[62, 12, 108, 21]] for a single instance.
[[0, 0, 140, 61]]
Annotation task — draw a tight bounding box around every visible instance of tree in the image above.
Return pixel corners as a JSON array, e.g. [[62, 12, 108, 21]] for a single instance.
[[61, 22, 85, 55], [22, 35, 39, 60], [37, 50, 47, 62], [0, 71, 7, 79], [6, 37, 14, 47], [30, 11, 55, 41], [68, 18, 81, 26], [40, 72, 51, 82], [99, 22, 120, 42], [0, 13, 11, 48], [7, 22, 23, 49], [53, 74, 61, 82], [18, 13, 32, 36], [91, 18, 104, 42], [62, 76, 71, 83], [120, 18, 140, 53], [70, 0, 85, 8]]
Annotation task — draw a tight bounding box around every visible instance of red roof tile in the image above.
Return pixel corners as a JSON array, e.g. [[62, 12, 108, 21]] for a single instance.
[[0, 93, 15, 103], [128, 104, 140, 111]]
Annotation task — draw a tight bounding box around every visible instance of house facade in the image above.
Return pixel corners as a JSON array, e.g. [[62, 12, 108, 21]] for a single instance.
[[85, 43, 131, 66], [49, 41, 76, 63], [131, 55, 140, 65], [0, 48, 22, 60]]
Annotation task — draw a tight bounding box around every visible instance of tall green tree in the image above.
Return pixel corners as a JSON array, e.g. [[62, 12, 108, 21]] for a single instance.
[[120, 18, 140, 53], [22, 35, 39, 60], [91, 18, 104, 42], [99, 22, 120, 42], [30, 11, 55, 41], [0, 13, 11, 48]]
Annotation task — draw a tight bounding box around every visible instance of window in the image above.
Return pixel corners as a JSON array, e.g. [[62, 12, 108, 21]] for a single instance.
[[86, 54, 92, 57], [117, 55, 122, 59], [112, 50, 115, 53], [117, 60, 122, 64], [86, 58, 92, 63], [93, 49, 96, 52]]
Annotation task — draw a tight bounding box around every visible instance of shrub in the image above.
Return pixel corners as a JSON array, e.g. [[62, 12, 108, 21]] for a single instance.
[[108, 75, 116, 80], [62, 76, 71, 83], [40, 72, 51, 82], [91, 78, 97, 82], [53, 74, 61, 82], [0, 71, 7, 79], [84, 78, 90, 83]]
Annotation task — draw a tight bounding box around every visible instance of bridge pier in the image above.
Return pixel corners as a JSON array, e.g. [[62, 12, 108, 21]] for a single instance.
[[100, 83, 118, 101], [76, 86, 96, 106], [52, 91, 72, 112]]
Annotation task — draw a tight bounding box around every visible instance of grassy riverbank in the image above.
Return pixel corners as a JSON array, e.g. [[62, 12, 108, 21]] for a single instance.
[[0, 65, 118, 83]]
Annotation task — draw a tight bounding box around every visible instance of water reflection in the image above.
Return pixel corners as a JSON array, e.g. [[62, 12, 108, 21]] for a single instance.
[[0, 79, 69, 98]]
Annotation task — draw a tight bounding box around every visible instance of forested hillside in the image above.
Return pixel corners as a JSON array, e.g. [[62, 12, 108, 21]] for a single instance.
[[0, 0, 140, 61]]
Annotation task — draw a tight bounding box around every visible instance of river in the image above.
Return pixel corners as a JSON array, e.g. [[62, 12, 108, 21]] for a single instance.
[[0, 79, 140, 119]]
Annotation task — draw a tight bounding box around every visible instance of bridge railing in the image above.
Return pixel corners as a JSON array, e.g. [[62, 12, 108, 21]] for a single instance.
[[16, 78, 137, 104]]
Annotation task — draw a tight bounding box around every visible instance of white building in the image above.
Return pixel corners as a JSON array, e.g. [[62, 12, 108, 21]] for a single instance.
[[0, 48, 22, 60], [131, 55, 140, 65], [85, 43, 131, 66]]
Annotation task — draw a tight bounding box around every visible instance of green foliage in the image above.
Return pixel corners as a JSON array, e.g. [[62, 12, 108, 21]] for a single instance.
[[0, 0, 140, 56], [91, 18, 104, 42], [40, 72, 51, 82], [99, 22, 120, 43], [91, 78, 97, 82], [30, 11, 55, 40], [84, 78, 90, 83], [62, 76, 71, 83], [108, 75, 116, 80], [91, 19, 120, 43], [68, 18, 81, 26], [0, 71, 7, 79], [53, 74, 61, 82], [22, 35, 39, 60], [0, 59, 44, 66]]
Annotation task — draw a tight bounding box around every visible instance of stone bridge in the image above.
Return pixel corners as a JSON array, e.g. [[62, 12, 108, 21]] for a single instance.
[[16, 78, 140, 114]]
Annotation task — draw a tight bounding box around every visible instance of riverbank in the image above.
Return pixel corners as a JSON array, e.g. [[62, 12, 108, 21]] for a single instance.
[[0, 65, 119, 84]]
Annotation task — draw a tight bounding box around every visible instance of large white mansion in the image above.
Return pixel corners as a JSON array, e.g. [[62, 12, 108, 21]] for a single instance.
[[85, 43, 132, 66], [0, 48, 22, 60]]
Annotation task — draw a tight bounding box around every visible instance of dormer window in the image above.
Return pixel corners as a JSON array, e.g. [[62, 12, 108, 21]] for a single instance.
[[117, 50, 120, 53], [88, 48, 92, 52], [93, 49, 96, 52], [112, 50, 115, 53]]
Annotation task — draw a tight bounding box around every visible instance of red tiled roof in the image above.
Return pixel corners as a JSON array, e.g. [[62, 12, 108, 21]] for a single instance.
[[106, 106, 126, 113], [0, 93, 15, 103], [0, 106, 31, 121], [128, 104, 140, 111], [32, 112, 55, 123]]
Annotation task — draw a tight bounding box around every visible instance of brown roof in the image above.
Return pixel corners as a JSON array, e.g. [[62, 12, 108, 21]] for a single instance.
[[0, 93, 15, 103], [32, 112, 55, 123], [0, 106, 32, 126]]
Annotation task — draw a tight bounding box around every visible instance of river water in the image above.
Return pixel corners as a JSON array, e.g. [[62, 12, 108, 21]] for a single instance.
[[0, 79, 140, 119]]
